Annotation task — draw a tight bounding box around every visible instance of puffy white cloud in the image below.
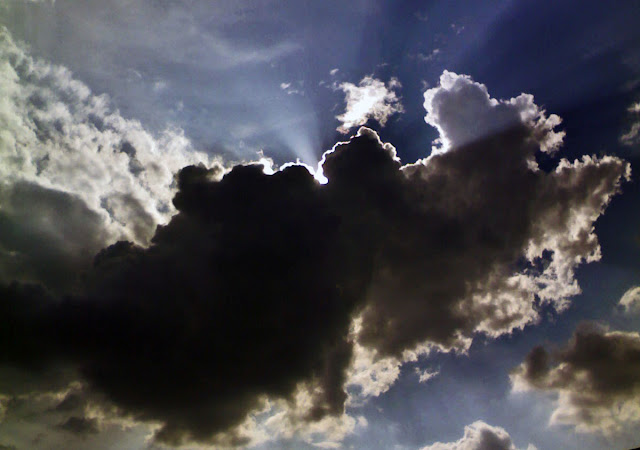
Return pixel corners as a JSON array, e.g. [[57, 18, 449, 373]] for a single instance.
[[0, 27, 215, 290], [421, 421, 534, 450], [336, 76, 404, 133], [511, 324, 640, 435], [619, 286, 640, 314], [424, 71, 565, 155]]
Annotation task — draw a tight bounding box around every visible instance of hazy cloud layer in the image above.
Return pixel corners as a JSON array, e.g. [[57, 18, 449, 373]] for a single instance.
[[511, 324, 640, 435], [0, 27, 212, 291], [336, 76, 403, 133], [420, 421, 533, 450], [0, 70, 630, 447]]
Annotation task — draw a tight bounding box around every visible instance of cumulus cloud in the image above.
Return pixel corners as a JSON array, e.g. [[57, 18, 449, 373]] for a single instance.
[[0, 27, 213, 291], [424, 71, 565, 154], [420, 421, 533, 450], [0, 70, 630, 447], [336, 76, 403, 133], [511, 324, 640, 435], [619, 286, 640, 314]]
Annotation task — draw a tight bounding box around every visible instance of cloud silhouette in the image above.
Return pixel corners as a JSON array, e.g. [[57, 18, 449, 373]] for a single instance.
[[0, 70, 630, 446]]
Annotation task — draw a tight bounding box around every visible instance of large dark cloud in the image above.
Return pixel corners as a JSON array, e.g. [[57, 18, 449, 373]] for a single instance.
[[0, 181, 109, 293], [0, 71, 631, 446], [511, 323, 640, 435]]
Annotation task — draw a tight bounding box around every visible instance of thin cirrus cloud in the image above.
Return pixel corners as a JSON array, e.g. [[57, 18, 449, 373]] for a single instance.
[[511, 323, 640, 436], [0, 52, 631, 449]]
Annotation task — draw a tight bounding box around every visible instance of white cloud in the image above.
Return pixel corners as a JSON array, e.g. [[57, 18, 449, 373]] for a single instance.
[[336, 76, 404, 133], [619, 286, 640, 314], [421, 421, 533, 450], [280, 81, 303, 95], [424, 71, 565, 155], [330, 68, 339, 76], [416, 367, 440, 383], [0, 26, 216, 289]]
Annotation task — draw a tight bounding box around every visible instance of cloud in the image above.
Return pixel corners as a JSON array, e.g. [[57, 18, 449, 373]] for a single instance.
[[0, 27, 213, 291], [620, 101, 640, 146], [424, 71, 565, 154], [420, 420, 534, 450], [416, 49, 441, 63], [619, 286, 640, 314], [0, 71, 630, 447], [58, 416, 100, 436], [336, 76, 404, 133], [280, 81, 303, 95], [416, 367, 440, 383], [511, 324, 640, 435]]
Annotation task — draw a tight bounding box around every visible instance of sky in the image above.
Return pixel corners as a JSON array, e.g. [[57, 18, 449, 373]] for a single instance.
[[0, 1, 640, 449]]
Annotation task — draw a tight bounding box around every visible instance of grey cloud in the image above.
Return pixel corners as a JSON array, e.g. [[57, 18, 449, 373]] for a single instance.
[[0, 70, 631, 447], [511, 324, 640, 435], [58, 416, 99, 436], [620, 102, 640, 146], [420, 420, 531, 450], [0, 27, 214, 291], [0, 181, 109, 292], [356, 73, 628, 356], [619, 286, 640, 314]]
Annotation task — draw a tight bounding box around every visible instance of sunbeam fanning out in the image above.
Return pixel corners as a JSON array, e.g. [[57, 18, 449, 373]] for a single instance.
[[1, 1, 640, 449]]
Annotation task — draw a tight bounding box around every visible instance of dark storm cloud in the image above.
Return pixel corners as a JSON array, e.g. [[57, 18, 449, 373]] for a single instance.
[[0, 181, 109, 293], [0, 71, 631, 446], [58, 416, 99, 436], [512, 323, 640, 434]]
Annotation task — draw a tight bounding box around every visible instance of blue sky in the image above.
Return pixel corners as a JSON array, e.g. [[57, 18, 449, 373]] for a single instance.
[[1, 1, 640, 449]]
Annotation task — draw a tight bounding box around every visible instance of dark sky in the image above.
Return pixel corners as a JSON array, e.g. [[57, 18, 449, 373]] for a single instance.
[[1, 1, 640, 449]]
